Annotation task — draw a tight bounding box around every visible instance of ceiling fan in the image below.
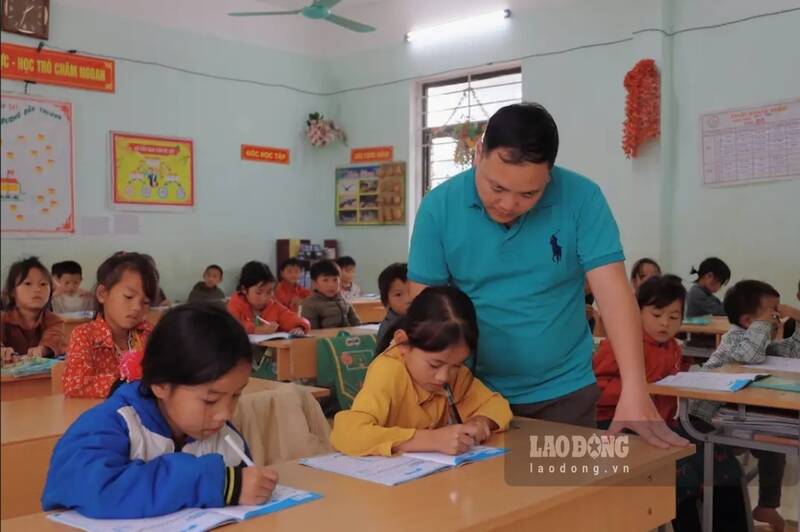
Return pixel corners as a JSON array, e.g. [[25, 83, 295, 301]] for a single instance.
[[229, 0, 376, 33]]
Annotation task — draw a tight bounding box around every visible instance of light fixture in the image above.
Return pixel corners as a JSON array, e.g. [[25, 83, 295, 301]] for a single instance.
[[405, 9, 511, 43]]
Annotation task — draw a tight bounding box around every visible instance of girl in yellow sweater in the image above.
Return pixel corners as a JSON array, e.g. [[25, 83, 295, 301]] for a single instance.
[[331, 286, 512, 456]]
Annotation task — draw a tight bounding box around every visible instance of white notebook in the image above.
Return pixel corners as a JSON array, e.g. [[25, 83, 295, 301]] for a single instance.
[[654, 371, 770, 392], [743, 356, 800, 374], [299, 446, 507, 486], [47, 485, 320, 532]]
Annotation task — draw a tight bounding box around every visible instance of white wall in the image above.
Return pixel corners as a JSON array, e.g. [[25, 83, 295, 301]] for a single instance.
[[2, 1, 798, 299], [1, 5, 335, 298], [669, 1, 800, 299]]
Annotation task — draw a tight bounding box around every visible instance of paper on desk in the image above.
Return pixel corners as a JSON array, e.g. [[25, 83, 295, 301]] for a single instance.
[[655, 371, 770, 391], [742, 356, 800, 374]]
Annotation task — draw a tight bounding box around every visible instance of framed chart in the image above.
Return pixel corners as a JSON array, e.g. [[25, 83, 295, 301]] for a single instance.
[[335, 162, 405, 226]]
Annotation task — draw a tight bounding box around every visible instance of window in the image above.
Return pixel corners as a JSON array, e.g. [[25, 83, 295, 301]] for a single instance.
[[420, 67, 522, 193]]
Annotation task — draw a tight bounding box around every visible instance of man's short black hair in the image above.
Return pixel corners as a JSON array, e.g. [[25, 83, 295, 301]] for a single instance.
[[482, 102, 559, 168]]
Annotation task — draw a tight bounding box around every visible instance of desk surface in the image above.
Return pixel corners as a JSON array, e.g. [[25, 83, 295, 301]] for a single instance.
[[0, 372, 51, 385], [1, 379, 328, 445], [0, 417, 693, 532], [259, 326, 377, 349], [649, 364, 800, 410]]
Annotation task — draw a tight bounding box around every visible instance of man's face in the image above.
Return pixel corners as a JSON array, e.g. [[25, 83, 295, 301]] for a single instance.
[[474, 146, 551, 225]]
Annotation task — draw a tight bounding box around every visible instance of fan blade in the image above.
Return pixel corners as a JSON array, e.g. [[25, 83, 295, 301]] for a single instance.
[[313, 0, 342, 8], [324, 14, 375, 32], [228, 9, 302, 16]]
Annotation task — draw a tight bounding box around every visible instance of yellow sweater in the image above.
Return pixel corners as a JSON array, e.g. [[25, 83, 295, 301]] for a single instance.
[[330, 345, 512, 456]]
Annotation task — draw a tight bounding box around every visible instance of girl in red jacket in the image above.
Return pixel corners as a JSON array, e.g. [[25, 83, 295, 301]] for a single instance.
[[593, 275, 689, 429], [227, 261, 310, 335]]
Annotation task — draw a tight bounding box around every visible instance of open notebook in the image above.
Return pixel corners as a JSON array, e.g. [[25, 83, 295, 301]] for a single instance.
[[743, 355, 800, 374], [0, 356, 60, 378], [47, 485, 321, 532], [654, 371, 770, 392], [299, 446, 507, 486]]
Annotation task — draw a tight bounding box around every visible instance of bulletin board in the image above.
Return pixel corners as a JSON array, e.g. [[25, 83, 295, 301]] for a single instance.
[[700, 98, 800, 187], [1, 94, 75, 236], [335, 162, 405, 226], [110, 131, 194, 211]]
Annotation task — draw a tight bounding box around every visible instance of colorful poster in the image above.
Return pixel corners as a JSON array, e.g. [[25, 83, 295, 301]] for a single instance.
[[1, 94, 75, 236], [110, 132, 194, 211], [1, 43, 115, 93], [335, 162, 405, 226]]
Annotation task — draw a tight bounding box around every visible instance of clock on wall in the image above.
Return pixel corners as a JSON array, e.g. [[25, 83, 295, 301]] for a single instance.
[[2, 0, 50, 40]]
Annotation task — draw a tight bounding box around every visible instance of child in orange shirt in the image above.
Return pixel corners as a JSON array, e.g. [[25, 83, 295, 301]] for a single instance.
[[593, 275, 688, 429], [227, 261, 310, 335], [1, 257, 65, 362], [274, 258, 310, 313], [63, 253, 159, 398]]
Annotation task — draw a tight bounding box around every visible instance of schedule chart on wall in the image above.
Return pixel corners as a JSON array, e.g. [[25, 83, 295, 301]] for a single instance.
[[700, 99, 800, 186]]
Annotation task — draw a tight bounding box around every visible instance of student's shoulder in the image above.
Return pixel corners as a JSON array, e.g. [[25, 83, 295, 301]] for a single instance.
[[66, 384, 140, 435], [366, 348, 409, 387]]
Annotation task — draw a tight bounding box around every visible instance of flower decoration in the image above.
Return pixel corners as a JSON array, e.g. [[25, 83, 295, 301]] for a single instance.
[[306, 112, 346, 148], [622, 59, 660, 158]]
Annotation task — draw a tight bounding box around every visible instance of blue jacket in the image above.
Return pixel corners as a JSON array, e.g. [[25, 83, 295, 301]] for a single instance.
[[42, 382, 250, 518]]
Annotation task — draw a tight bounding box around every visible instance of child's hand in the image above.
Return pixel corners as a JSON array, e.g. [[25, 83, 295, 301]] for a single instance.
[[290, 297, 303, 308], [465, 416, 497, 444], [1, 347, 14, 364], [777, 304, 800, 322], [432, 424, 479, 455], [254, 321, 279, 334], [754, 306, 780, 325], [288, 327, 305, 336], [239, 467, 279, 506], [26, 346, 47, 358]]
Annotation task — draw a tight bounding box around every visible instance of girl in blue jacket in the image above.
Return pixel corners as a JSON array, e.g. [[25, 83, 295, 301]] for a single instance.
[[42, 303, 279, 518]]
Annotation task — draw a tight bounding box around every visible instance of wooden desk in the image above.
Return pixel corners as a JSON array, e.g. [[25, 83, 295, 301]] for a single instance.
[[260, 326, 377, 382], [0, 379, 326, 519], [59, 316, 91, 344], [1, 417, 693, 532], [650, 365, 799, 531], [679, 317, 730, 347], [350, 297, 385, 324], [0, 373, 52, 402]]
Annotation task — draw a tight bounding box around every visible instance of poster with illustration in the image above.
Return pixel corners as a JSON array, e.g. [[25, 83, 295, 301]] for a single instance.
[[110, 131, 194, 211], [335, 162, 405, 226], [1, 94, 75, 236]]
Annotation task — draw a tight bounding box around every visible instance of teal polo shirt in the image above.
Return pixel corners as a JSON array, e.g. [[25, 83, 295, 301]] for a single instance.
[[408, 166, 624, 404]]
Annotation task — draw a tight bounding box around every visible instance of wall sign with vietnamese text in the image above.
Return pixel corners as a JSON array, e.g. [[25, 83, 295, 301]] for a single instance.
[[0, 42, 115, 93]]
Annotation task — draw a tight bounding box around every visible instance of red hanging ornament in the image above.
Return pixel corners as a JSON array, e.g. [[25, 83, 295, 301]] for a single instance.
[[622, 59, 660, 158]]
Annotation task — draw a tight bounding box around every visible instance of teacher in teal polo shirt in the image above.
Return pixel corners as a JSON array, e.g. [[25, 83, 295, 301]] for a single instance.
[[408, 103, 686, 448]]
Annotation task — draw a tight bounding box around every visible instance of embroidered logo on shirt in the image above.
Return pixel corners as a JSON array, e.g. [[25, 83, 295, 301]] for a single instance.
[[550, 232, 562, 263]]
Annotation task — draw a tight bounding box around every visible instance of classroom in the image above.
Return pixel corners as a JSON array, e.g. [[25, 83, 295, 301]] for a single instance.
[[1, 0, 798, 530]]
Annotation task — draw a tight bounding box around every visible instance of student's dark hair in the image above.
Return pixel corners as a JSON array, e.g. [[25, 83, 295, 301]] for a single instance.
[[3, 256, 52, 310], [236, 261, 274, 291], [335, 256, 356, 269], [279, 257, 303, 273], [723, 280, 780, 328], [375, 286, 479, 358], [482, 102, 559, 168], [636, 275, 687, 313], [310, 259, 340, 281], [690, 257, 731, 285], [140, 303, 252, 397], [51, 260, 82, 278], [204, 264, 223, 277], [95, 252, 160, 315], [378, 263, 407, 306], [630, 258, 661, 282]]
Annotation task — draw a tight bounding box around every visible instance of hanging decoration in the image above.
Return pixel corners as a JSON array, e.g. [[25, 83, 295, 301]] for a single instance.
[[427, 85, 490, 169], [622, 58, 660, 158], [306, 112, 346, 148]]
